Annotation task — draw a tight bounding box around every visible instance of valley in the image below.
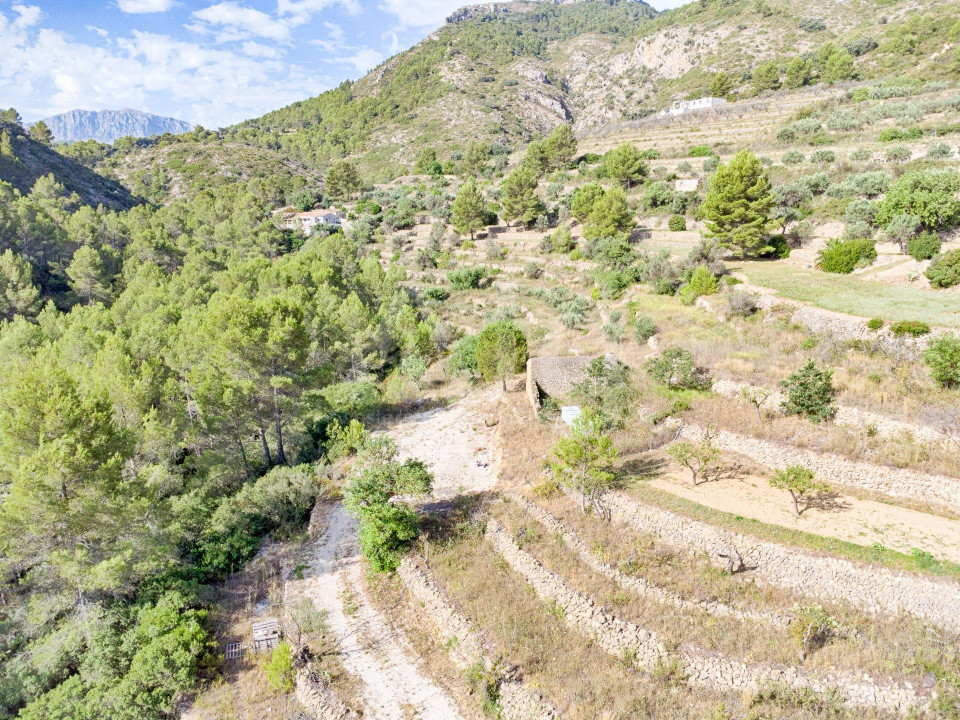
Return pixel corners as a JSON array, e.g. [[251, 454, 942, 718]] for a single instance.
[[3, 0, 960, 719]]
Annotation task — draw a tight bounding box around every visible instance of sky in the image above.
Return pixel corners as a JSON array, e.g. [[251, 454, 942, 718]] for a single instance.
[[0, 0, 691, 129]]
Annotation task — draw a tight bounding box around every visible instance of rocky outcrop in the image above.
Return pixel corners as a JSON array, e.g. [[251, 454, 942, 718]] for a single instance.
[[509, 494, 792, 628], [598, 490, 960, 633], [711, 379, 948, 445], [486, 518, 928, 713], [675, 422, 960, 510], [446, 3, 514, 23], [397, 557, 561, 720]]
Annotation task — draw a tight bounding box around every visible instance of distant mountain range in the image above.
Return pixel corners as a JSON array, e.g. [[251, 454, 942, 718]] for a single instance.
[[35, 109, 193, 144]]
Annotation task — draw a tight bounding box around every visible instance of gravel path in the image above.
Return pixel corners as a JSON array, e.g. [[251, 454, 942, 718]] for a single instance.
[[301, 504, 467, 720]]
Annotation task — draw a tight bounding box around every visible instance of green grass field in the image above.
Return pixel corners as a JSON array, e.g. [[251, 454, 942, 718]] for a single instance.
[[738, 261, 960, 328]]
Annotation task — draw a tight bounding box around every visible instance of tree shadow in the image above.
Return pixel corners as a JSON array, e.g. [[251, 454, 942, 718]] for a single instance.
[[616, 454, 667, 484], [705, 462, 749, 484], [801, 490, 853, 515]]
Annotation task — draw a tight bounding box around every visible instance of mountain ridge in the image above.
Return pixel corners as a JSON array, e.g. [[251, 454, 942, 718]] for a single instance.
[[36, 108, 194, 144]]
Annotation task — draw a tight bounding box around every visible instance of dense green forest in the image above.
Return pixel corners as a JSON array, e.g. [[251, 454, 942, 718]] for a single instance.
[[0, 124, 450, 716]]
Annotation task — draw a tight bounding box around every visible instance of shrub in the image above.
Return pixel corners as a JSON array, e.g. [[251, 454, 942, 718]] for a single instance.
[[264, 641, 295, 691], [926, 249, 960, 288], [924, 334, 960, 387], [689, 145, 713, 157], [668, 214, 687, 232], [633, 315, 658, 343], [702, 156, 720, 172], [782, 150, 805, 165], [799, 16, 825, 31], [679, 266, 719, 305], [777, 127, 797, 143], [448, 265, 491, 290], [826, 109, 862, 132], [867, 318, 884, 331], [420, 286, 449, 304], [780, 360, 836, 423], [890, 320, 930, 337], [726, 290, 759, 318], [815, 238, 876, 273], [927, 142, 953, 159], [843, 198, 875, 226], [907, 231, 941, 261], [885, 213, 921, 252], [850, 148, 872, 162], [810, 149, 836, 165], [876, 170, 960, 230], [645, 347, 711, 390], [885, 145, 912, 163]]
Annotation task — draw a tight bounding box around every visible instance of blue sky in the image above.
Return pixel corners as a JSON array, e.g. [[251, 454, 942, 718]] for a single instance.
[[1, 0, 690, 129]]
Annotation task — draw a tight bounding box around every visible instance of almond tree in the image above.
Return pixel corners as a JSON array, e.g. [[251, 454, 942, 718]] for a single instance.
[[667, 431, 720, 486], [770, 465, 831, 517]]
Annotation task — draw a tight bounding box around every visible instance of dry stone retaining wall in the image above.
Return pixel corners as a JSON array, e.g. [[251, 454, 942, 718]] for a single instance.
[[740, 284, 947, 356], [510, 494, 791, 628], [599, 489, 960, 633], [295, 670, 360, 720], [676, 422, 960, 510], [711, 380, 947, 446], [485, 518, 927, 713], [397, 557, 560, 720]]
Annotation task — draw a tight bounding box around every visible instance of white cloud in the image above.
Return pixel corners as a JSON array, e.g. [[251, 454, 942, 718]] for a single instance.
[[86, 25, 110, 37], [276, 0, 361, 27], [331, 47, 382, 72], [0, 8, 330, 127], [241, 40, 282, 59], [189, 2, 291, 42], [117, 0, 175, 13], [376, 0, 463, 28], [12, 4, 41, 28]]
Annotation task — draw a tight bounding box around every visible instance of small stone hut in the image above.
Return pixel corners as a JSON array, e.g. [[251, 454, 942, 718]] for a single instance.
[[525, 354, 615, 411]]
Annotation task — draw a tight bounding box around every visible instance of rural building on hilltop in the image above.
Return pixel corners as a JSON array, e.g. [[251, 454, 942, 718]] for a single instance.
[[660, 97, 727, 116], [278, 208, 346, 233]]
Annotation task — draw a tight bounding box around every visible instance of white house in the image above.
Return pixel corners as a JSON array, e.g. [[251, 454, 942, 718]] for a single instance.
[[283, 208, 344, 233], [674, 178, 700, 193], [660, 97, 728, 116]]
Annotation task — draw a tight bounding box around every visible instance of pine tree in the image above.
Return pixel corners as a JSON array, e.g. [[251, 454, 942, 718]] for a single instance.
[[709, 72, 734, 98], [785, 57, 813, 88], [824, 50, 856, 82], [451, 178, 487, 240], [475, 320, 528, 389], [584, 186, 635, 240], [751, 61, 781, 92], [0, 249, 41, 319], [603, 143, 647, 189], [28, 120, 53, 146], [544, 123, 577, 169], [461, 140, 489, 177], [325, 160, 360, 199], [0, 129, 15, 159], [500, 165, 541, 226], [0, 108, 22, 126], [66, 246, 111, 304], [701, 150, 775, 257]]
